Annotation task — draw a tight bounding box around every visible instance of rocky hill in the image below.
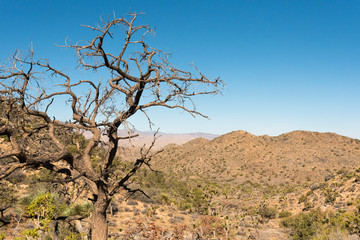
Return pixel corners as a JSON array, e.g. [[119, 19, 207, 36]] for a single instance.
[[152, 130, 360, 185]]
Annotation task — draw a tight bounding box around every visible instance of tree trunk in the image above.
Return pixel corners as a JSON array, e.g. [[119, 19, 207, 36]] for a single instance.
[[91, 187, 109, 240]]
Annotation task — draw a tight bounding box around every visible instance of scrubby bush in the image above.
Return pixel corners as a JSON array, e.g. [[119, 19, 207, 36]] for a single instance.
[[323, 188, 338, 204], [298, 194, 308, 204], [281, 207, 360, 240], [279, 211, 292, 218], [281, 210, 324, 240], [64, 201, 92, 217], [342, 211, 360, 235], [261, 206, 277, 219], [160, 193, 171, 205], [14, 190, 91, 239], [194, 216, 226, 239]]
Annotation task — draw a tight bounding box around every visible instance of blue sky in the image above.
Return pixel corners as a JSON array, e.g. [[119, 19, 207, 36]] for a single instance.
[[1, 0, 360, 138]]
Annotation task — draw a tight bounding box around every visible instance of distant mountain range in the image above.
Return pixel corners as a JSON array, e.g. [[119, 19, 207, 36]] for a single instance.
[[83, 129, 219, 150]]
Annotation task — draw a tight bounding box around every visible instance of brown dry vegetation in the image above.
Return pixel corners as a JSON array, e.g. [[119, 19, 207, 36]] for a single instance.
[[102, 130, 360, 239], [1, 130, 360, 239], [153, 130, 360, 186]]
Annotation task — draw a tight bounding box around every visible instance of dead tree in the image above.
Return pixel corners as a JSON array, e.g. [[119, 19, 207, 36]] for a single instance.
[[0, 13, 223, 240]]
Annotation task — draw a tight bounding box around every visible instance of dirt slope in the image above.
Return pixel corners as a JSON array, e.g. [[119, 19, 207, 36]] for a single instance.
[[153, 130, 360, 185]]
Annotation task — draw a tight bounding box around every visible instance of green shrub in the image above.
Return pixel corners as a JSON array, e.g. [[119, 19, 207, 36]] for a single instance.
[[306, 190, 313, 196], [64, 201, 92, 217], [281, 210, 324, 240], [279, 211, 292, 218], [342, 211, 360, 235], [179, 200, 193, 211], [263, 207, 277, 219], [160, 193, 170, 205], [21, 228, 40, 239], [324, 188, 338, 204], [26, 192, 55, 221], [280, 209, 358, 240], [303, 201, 314, 210], [64, 233, 82, 240], [298, 194, 307, 204], [259, 205, 277, 220]]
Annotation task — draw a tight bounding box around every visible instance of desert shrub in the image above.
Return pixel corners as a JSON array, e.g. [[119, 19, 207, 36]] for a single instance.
[[280, 209, 360, 240], [261, 206, 277, 219], [341, 211, 360, 235], [262, 185, 278, 197], [280, 184, 297, 194], [160, 193, 171, 205], [303, 201, 314, 211], [306, 190, 313, 196], [281, 210, 324, 240], [145, 206, 157, 217], [19, 228, 40, 239], [323, 188, 338, 204], [26, 193, 54, 216], [64, 201, 92, 217], [191, 187, 209, 214], [195, 216, 226, 238], [12, 192, 58, 239], [179, 199, 193, 212], [16, 190, 89, 239], [279, 211, 292, 218], [64, 233, 81, 240], [258, 203, 277, 221], [298, 194, 308, 204]]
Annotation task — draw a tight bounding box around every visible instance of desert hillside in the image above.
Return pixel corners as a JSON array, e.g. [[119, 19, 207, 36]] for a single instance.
[[112, 130, 360, 239], [2, 130, 360, 239], [153, 130, 360, 185]]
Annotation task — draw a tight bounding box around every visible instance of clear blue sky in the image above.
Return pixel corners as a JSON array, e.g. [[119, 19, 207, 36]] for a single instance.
[[1, 0, 360, 138]]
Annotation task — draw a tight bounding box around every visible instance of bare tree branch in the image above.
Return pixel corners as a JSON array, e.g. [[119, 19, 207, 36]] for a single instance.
[[0, 163, 26, 180], [0, 13, 223, 240]]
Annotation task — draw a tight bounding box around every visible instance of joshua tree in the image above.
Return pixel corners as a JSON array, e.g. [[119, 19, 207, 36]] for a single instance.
[[0, 13, 223, 239]]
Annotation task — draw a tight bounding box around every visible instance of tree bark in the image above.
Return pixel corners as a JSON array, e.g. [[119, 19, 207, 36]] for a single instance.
[[91, 186, 109, 240]]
